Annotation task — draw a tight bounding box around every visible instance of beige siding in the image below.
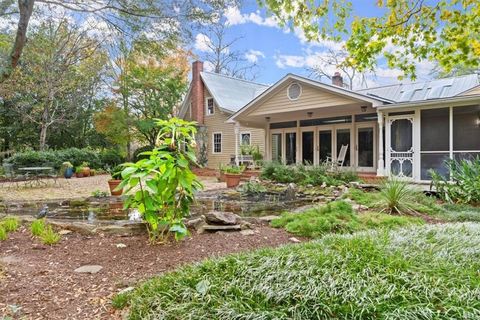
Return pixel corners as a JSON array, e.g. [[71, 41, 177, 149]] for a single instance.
[[247, 80, 356, 117], [204, 88, 265, 169], [460, 85, 480, 96]]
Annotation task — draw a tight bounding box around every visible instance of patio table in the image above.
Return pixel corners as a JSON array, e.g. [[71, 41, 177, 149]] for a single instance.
[[18, 167, 55, 186]]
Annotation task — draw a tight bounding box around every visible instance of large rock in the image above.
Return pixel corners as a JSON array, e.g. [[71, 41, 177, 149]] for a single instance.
[[284, 183, 296, 201], [205, 211, 240, 225], [197, 224, 241, 234]]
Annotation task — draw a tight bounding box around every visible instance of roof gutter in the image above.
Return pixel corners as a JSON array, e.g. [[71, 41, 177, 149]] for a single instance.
[[377, 94, 480, 110]]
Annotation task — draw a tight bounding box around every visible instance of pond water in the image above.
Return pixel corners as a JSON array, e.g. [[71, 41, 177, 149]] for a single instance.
[[1, 195, 313, 223]]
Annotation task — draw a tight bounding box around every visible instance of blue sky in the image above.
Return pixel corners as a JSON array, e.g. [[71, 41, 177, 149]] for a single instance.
[[192, 0, 436, 88]]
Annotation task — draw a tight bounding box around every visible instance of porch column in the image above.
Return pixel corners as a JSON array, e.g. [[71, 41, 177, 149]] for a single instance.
[[234, 122, 240, 166], [377, 111, 385, 176]]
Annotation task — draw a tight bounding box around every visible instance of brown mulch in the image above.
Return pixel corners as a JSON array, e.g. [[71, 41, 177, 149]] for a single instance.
[[0, 226, 297, 319]]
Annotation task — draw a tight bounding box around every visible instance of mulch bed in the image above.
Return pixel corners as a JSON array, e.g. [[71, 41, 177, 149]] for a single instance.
[[0, 226, 296, 319]]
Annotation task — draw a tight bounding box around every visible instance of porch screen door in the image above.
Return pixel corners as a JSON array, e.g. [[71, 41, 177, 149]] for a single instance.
[[389, 117, 413, 178]]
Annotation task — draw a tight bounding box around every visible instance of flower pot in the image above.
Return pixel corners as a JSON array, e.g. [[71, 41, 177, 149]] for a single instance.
[[82, 167, 91, 177], [108, 179, 123, 196], [76, 172, 84, 178], [225, 173, 241, 188], [63, 167, 74, 179]]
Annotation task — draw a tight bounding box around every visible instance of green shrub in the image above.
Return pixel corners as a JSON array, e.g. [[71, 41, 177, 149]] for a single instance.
[[99, 149, 125, 168], [430, 157, 480, 205], [238, 181, 267, 195], [121, 223, 480, 319], [0, 226, 7, 241], [379, 178, 418, 214], [39, 225, 61, 245], [30, 219, 46, 236], [0, 216, 19, 232]]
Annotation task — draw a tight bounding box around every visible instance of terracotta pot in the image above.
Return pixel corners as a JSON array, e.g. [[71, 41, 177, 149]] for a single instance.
[[108, 179, 123, 196], [82, 167, 91, 177], [225, 173, 241, 188], [76, 172, 84, 178]]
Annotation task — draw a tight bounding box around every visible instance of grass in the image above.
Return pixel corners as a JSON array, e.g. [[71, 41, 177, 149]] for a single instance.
[[0, 226, 6, 241], [0, 216, 19, 232], [39, 225, 61, 245], [30, 219, 46, 236], [441, 203, 480, 222], [271, 200, 422, 238], [116, 223, 480, 319]]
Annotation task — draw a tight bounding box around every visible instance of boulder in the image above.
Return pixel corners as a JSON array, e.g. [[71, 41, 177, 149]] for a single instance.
[[197, 224, 241, 234], [205, 211, 240, 225], [284, 183, 296, 201]]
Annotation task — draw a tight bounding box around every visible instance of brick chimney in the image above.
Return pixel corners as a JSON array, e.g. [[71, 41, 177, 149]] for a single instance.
[[332, 71, 343, 87], [191, 61, 205, 124]]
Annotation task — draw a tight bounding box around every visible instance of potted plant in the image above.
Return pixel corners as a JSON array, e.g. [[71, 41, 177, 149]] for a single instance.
[[224, 165, 244, 188], [80, 161, 91, 177], [75, 166, 84, 178], [61, 162, 74, 179], [90, 169, 96, 176], [108, 165, 123, 196]]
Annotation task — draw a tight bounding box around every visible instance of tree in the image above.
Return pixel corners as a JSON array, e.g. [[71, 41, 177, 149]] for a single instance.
[[120, 38, 190, 146], [1, 19, 108, 150], [199, 23, 259, 80], [261, 0, 480, 79], [308, 49, 367, 89], [0, 0, 234, 82], [93, 103, 129, 149]]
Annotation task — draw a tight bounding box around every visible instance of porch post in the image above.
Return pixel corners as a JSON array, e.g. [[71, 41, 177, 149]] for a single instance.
[[234, 122, 240, 166], [377, 111, 385, 176]]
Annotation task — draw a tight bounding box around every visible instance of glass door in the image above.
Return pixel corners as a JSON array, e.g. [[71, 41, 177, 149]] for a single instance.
[[301, 131, 314, 165], [335, 128, 351, 166], [318, 129, 332, 163], [356, 125, 375, 171], [285, 132, 296, 165], [271, 133, 282, 163], [389, 116, 414, 178]]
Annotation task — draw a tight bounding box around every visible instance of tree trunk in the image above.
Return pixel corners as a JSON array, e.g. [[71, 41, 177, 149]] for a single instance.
[[0, 0, 35, 82], [39, 105, 49, 150]]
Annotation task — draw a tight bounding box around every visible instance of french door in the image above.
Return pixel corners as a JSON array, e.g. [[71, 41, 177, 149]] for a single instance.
[[387, 115, 414, 178], [356, 124, 375, 171]]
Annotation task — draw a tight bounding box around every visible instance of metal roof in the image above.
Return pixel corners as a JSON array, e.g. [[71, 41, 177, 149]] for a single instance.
[[201, 72, 269, 113], [357, 74, 480, 103]]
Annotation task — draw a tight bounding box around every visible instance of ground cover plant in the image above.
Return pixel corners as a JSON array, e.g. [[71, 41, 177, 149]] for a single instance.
[[116, 223, 480, 319], [0, 216, 20, 241], [430, 158, 480, 205], [30, 219, 45, 236], [271, 200, 422, 238], [260, 162, 358, 186]]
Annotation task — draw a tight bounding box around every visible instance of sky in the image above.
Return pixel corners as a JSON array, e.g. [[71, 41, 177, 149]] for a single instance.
[[192, 0, 437, 89]]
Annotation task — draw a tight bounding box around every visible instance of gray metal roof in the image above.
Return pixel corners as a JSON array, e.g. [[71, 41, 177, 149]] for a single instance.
[[357, 74, 480, 103], [201, 72, 269, 113]]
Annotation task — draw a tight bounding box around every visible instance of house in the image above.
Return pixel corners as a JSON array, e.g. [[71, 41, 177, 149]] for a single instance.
[[178, 61, 268, 169], [227, 72, 480, 182]]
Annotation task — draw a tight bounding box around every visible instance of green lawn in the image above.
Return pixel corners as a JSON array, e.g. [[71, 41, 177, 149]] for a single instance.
[[115, 223, 480, 319]]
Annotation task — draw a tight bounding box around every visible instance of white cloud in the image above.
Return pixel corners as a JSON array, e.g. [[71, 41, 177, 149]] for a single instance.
[[224, 6, 280, 28], [194, 33, 212, 52], [245, 50, 265, 63]]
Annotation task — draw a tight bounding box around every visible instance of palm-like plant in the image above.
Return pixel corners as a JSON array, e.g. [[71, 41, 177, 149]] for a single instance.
[[379, 177, 417, 214]]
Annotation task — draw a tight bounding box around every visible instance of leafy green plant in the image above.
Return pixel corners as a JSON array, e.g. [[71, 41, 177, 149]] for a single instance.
[[75, 166, 83, 174], [378, 178, 418, 214], [109, 165, 124, 180], [238, 181, 267, 195], [119, 118, 203, 243], [1, 217, 19, 232], [0, 226, 7, 241], [430, 157, 480, 205], [222, 165, 244, 175], [121, 224, 480, 319], [92, 190, 109, 198], [30, 219, 46, 237], [39, 225, 61, 245]]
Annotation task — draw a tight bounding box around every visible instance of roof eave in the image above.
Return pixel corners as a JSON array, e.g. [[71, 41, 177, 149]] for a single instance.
[[377, 94, 480, 110]]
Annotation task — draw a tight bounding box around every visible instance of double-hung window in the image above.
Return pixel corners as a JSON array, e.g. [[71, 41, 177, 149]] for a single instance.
[[206, 98, 214, 115], [213, 132, 222, 153], [240, 132, 251, 145]]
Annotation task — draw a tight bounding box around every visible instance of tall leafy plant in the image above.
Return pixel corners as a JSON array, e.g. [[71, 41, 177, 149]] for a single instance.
[[430, 158, 480, 205], [119, 118, 203, 242]]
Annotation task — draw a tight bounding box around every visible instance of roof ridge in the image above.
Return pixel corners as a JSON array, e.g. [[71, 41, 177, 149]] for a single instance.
[[201, 71, 269, 87]]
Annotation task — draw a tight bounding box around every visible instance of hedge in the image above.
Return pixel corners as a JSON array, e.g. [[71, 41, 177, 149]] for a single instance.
[[4, 148, 125, 170]]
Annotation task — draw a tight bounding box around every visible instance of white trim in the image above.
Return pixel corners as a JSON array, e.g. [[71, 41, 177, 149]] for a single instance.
[[287, 82, 302, 101], [212, 132, 222, 154], [205, 97, 215, 116], [377, 94, 480, 111]]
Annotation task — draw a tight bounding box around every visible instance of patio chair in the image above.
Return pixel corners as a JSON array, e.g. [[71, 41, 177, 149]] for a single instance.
[[325, 144, 348, 171]]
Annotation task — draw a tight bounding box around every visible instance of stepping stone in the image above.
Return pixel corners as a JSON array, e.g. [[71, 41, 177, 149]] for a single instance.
[[74, 265, 103, 274], [58, 230, 72, 235], [205, 211, 240, 225], [289, 237, 301, 243], [198, 224, 241, 233]]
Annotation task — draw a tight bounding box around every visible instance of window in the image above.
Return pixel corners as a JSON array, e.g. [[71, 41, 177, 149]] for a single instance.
[[271, 133, 282, 162], [240, 133, 251, 145], [212, 132, 222, 153], [206, 98, 214, 115], [287, 83, 302, 100]]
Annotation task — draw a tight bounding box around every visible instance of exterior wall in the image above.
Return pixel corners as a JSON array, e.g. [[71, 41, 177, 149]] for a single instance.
[[246, 79, 357, 117], [203, 88, 265, 169]]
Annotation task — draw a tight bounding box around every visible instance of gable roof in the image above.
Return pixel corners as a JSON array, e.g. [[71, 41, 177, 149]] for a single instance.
[[228, 73, 387, 123], [201, 72, 269, 113], [357, 74, 480, 103]]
